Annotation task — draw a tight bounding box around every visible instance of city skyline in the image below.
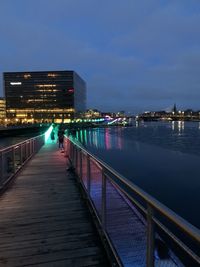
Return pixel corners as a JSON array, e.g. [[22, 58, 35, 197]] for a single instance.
[[0, 0, 200, 113]]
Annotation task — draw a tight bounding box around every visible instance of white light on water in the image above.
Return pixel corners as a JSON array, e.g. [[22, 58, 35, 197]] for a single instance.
[[10, 82, 22, 85], [172, 121, 175, 131]]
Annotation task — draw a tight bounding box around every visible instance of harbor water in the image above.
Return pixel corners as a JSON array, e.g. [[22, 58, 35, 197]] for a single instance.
[[75, 121, 200, 229], [1, 122, 199, 229]]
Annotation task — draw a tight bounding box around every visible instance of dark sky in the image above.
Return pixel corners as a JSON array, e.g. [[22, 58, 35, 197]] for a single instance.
[[0, 0, 200, 113]]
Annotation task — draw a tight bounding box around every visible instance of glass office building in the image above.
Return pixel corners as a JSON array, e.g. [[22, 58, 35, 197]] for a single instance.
[[4, 71, 86, 123]]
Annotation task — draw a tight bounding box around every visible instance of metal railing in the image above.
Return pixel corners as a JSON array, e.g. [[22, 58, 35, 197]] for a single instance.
[[0, 134, 45, 190], [64, 136, 200, 267]]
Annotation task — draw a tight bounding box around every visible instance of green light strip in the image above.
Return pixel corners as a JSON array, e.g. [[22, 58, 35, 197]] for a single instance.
[[45, 125, 53, 142]]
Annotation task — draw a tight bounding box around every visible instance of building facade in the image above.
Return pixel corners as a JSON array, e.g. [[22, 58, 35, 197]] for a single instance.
[[0, 97, 6, 124], [4, 71, 86, 123]]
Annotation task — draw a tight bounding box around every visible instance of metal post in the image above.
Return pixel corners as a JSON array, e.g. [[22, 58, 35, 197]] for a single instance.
[[72, 145, 75, 165], [79, 150, 82, 180], [0, 152, 3, 182], [36, 138, 38, 151], [12, 147, 16, 173], [146, 204, 155, 267], [28, 141, 31, 156], [29, 139, 33, 156], [25, 142, 27, 160], [69, 142, 72, 161], [27, 142, 29, 157], [32, 139, 35, 153], [20, 144, 23, 165], [87, 154, 91, 194], [102, 171, 107, 230], [64, 138, 68, 157], [75, 147, 78, 171]]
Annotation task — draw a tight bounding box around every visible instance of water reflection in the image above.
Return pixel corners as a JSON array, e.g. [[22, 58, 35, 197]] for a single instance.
[[105, 128, 111, 150], [170, 121, 185, 132], [75, 121, 200, 156], [74, 122, 200, 228], [172, 121, 175, 131], [76, 128, 123, 150], [178, 121, 184, 133]]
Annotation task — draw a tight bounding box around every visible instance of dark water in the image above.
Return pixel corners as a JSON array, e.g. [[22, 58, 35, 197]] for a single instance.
[[76, 121, 200, 229], [0, 133, 43, 149]]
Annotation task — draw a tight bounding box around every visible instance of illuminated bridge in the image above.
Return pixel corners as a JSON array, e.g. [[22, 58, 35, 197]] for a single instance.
[[0, 126, 199, 267]]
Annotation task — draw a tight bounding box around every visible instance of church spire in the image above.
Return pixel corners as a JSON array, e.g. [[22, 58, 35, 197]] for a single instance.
[[172, 103, 177, 113]]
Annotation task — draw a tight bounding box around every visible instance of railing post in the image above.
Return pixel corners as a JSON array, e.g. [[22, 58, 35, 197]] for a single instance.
[[12, 147, 16, 173], [0, 152, 3, 182], [64, 138, 68, 157], [20, 144, 23, 165], [72, 145, 75, 165], [32, 138, 35, 154], [69, 141, 72, 161], [87, 154, 91, 194], [29, 139, 32, 156], [26, 141, 29, 157], [25, 142, 28, 160], [102, 171, 107, 230], [79, 150, 82, 180], [146, 204, 155, 267], [33, 138, 36, 153], [75, 147, 78, 170], [33, 138, 35, 153]]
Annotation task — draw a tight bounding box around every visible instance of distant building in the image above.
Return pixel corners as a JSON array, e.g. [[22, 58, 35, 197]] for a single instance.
[[0, 97, 6, 124], [84, 109, 101, 118], [116, 111, 125, 117], [4, 71, 86, 123], [172, 103, 177, 113]]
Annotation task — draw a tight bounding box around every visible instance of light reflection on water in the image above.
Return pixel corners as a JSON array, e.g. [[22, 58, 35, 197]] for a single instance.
[[76, 122, 200, 228], [76, 127, 123, 150]]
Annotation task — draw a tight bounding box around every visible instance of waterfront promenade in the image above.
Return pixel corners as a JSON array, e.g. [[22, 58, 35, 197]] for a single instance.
[[0, 141, 109, 266], [0, 131, 199, 267]]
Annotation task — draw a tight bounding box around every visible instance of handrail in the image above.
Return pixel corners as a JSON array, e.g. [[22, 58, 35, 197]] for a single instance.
[[0, 133, 45, 191], [107, 174, 200, 264], [65, 136, 200, 267], [67, 136, 200, 244], [0, 133, 45, 152]]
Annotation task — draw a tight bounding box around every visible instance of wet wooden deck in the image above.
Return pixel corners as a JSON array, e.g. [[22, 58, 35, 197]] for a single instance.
[[0, 142, 109, 267]]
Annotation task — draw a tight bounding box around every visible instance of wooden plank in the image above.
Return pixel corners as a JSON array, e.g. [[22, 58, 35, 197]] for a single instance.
[[0, 143, 109, 267]]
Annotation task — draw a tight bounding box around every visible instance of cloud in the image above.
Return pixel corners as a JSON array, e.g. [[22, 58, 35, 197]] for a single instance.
[[0, 0, 200, 112]]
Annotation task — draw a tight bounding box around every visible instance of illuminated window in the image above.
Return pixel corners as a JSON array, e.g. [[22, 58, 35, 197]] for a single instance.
[[24, 74, 31, 79], [16, 114, 27, 118], [37, 89, 59, 92], [10, 82, 22, 85], [36, 84, 57, 88], [47, 73, 58, 78]]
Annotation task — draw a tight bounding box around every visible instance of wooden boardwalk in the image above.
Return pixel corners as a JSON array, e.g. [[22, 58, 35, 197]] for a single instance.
[[0, 142, 109, 267]]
